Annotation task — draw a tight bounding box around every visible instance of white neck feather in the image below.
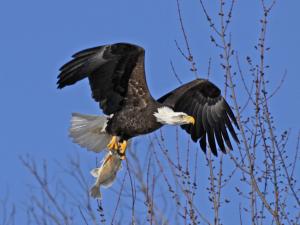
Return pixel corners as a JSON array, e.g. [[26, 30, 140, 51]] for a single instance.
[[153, 107, 183, 125]]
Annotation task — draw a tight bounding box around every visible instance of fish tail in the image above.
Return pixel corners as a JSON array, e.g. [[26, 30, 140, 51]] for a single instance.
[[90, 185, 102, 199]]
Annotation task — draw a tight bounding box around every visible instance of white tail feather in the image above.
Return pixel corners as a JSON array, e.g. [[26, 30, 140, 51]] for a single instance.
[[69, 113, 112, 152]]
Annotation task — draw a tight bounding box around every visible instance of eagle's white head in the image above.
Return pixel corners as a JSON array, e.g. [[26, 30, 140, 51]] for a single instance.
[[153, 107, 195, 125]]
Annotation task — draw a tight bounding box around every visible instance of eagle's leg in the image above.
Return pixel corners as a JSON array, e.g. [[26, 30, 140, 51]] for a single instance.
[[118, 140, 127, 160], [107, 136, 119, 151]]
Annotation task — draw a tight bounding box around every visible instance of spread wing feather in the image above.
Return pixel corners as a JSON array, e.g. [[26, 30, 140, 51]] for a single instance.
[[158, 79, 239, 156], [57, 43, 153, 115]]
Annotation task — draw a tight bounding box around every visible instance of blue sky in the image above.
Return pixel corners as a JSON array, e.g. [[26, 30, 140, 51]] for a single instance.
[[0, 0, 299, 223]]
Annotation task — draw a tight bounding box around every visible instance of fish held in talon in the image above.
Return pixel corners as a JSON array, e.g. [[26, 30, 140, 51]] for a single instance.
[[89, 151, 122, 199]]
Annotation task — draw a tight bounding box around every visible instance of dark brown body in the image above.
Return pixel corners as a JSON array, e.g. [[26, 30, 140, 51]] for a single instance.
[[106, 103, 163, 140]]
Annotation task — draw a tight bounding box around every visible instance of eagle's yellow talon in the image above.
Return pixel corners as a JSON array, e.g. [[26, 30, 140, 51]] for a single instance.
[[107, 136, 119, 151], [118, 140, 127, 160], [107, 137, 127, 160]]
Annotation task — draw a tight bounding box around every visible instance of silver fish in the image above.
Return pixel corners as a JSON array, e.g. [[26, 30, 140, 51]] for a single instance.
[[90, 151, 122, 199]]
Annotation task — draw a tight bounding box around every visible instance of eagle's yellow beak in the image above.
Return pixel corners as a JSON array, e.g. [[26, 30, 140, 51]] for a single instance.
[[185, 115, 195, 125]]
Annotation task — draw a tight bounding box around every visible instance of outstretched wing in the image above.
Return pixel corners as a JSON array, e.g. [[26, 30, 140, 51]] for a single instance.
[[57, 43, 153, 115], [158, 79, 239, 156]]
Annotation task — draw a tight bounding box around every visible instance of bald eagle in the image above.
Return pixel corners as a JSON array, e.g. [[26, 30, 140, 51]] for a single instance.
[[57, 43, 239, 158]]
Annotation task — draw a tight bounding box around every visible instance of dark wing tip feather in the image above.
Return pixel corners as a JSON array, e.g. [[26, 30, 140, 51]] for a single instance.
[[224, 114, 239, 144], [215, 128, 226, 153], [220, 121, 233, 150], [207, 130, 218, 156], [72, 46, 104, 58], [57, 46, 105, 89], [199, 133, 207, 153], [223, 100, 239, 130]]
